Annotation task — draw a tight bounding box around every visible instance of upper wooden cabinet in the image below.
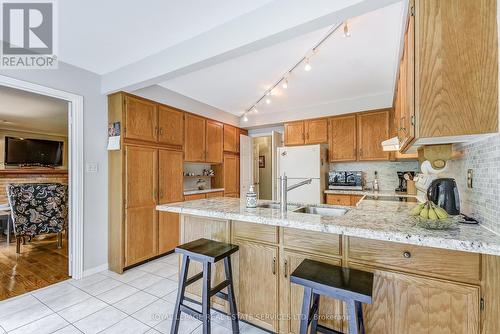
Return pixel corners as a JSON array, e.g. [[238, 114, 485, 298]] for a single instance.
[[285, 119, 328, 146], [158, 105, 184, 146], [184, 114, 207, 162], [224, 124, 238, 153], [124, 96, 158, 142], [399, 0, 498, 151], [206, 120, 223, 163], [357, 110, 390, 161], [329, 115, 357, 162]]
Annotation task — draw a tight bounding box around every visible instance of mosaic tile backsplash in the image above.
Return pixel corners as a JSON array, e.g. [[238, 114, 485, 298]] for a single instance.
[[443, 134, 500, 234], [329, 161, 420, 192]]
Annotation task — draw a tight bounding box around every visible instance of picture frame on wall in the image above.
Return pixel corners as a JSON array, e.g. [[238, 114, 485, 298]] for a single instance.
[[259, 155, 265, 168]]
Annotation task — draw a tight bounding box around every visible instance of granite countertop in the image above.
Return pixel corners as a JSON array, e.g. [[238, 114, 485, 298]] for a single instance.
[[157, 197, 500, 256], [184, 188, 225, 195], [324, 189, 413, 197]]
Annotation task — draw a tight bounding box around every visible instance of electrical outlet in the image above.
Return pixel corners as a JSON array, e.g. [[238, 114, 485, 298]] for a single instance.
[[467, 169, 473, 188], [86, 162, 98, 173]]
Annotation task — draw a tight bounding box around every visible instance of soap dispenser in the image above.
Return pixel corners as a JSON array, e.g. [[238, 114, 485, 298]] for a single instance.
[[246, 185, 257, 208]]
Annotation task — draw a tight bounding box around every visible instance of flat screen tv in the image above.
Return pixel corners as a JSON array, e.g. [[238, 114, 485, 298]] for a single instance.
[[5, 136, 63, 167]]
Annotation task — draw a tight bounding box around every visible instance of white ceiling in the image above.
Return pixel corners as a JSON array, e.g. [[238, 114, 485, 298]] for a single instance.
[[0, 86, 68, 136], [159, 2, 404, 118], [58, 0, 274, 74]]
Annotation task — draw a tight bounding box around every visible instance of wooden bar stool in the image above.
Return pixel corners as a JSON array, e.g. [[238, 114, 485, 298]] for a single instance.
[[171, 238, 240, 334], [290, 259, 373, 334]]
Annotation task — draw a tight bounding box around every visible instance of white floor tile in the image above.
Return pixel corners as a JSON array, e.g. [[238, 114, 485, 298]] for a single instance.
[[168, 273, 179, 282], [98, 284, 140, 304], [138, 261, 176, 275], [162, 291, 178, 304], [41, 287, 92, 312], [113, 291, 159, 315], [0, 326, 5, 334], [211, 310, 250, 332], [132, 299, 174, 327], [128, 273, 164, 290], [0, 299, 53, 331], [32, 283, 79, 301], [162, 254, 180, 266], [154, 314, 201, 334], [69, 274, 108, 289], [73, 306, 127, 334], [190, 322, 229, 334], [145, 329, 162, 334], [143, 278, 178, 298], [241, 324, 270, 334], [79, 277, 123, 296], [0, 295, 41, 318], [102, 269, 148, 283], [57, 297, 107, 323], [53, 325, 83, 333], [100, 316, 151, 334], [151, 264, 178, 278], [9, 313, 69, 334]]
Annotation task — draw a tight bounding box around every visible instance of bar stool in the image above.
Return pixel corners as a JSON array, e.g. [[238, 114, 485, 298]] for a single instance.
[[290, 259, 373, 334], [171, 238, 240, 334]]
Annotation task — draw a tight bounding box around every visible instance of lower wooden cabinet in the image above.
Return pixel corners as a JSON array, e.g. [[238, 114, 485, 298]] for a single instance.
[[233, 239, 280, 332], [206, 191, 224, 198], [125, 207, 158, 267], [158, 212, 179, 255], [326, 194, 362, 206], [281, 251, 345, 334], [184, 193, 206, 201]]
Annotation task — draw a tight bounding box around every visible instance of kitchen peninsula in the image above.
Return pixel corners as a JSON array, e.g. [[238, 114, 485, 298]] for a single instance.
[[157, 196, 500, 333]]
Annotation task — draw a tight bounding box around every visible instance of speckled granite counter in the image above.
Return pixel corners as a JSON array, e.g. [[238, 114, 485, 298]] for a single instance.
[[157, 197, 500, 256], [324, 189, 412, 197]]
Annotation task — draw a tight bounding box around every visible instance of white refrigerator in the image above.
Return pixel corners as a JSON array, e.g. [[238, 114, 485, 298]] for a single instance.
[[277, 144, 329, 204]]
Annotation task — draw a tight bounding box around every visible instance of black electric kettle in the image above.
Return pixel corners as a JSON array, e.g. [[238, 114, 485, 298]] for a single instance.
[[427, 178, 460, 215]]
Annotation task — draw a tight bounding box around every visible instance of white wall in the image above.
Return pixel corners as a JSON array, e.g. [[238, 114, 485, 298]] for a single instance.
[[132, 85, 240, 126], [0, 62, 108, 272]]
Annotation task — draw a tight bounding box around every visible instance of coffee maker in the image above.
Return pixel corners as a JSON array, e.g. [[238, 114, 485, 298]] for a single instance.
[[427, 178, 460, 215], [396, 171, 415, 192]]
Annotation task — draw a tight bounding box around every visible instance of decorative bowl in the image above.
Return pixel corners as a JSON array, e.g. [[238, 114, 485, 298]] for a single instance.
[[413, 216, 455, 230]]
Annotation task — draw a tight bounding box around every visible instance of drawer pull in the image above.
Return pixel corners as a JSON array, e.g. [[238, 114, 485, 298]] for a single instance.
[[403, 251, 412, 258], [272, 257, 276, 275]]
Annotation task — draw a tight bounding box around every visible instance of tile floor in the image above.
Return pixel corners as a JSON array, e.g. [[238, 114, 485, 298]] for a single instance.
[[0, 253, 268, 334]]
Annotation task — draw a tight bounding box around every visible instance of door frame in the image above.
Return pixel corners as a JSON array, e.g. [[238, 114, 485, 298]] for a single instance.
[[0, 74, 84, 279]]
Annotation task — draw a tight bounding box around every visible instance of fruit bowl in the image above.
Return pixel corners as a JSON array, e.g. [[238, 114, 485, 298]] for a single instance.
[[413, 216, 455, 230]]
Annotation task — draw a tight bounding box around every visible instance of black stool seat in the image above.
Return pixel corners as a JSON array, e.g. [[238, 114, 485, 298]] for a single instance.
[[290, 259, 374, 334], [171, 238, 239, 334], [175, 238, 239, 263]]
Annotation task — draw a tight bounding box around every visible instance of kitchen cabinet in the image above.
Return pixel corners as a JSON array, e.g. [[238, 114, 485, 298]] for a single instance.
[[224, 124, 238, 153], [184, 114, 206, 162], [184, 193, 206, 201], [284, 121, 305, 146], [206, 191, 224, 198], [158, 212, 179, 254], [357, 110, 390, 161], [233, 239, 280, 332], [124, 145, 158, 266], [326, 194, 361, 206], [399, 0, 498, 152], [284, 119, 328, 146], [329, 115, 357, 162], [206, 120, 223, 163], [158, 105, 184, 146], [124, 96, 158, 142], [158, 149, 183, 204], [223, 154, 239, 196], [281, 251, 345, 334]]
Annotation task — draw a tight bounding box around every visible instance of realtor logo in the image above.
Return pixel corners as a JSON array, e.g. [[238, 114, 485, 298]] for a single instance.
[[1, 0, 58, 69]]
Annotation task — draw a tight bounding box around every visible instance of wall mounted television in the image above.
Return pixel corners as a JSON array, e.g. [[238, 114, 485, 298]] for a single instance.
[[4, 136, 64, 167]]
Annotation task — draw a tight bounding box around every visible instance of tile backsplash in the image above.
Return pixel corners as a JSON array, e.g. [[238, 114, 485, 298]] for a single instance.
[[329, 161, 419, 191], [442, 134, 500, 234]]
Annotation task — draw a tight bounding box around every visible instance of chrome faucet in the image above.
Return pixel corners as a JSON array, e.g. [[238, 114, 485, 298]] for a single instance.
[[279, 173, 312, 213]]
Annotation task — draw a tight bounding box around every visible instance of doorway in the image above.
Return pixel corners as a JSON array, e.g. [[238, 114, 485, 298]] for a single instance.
[[0, 75, 84, 300]]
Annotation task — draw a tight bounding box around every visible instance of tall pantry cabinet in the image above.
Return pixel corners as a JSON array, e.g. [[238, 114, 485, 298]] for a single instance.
[[108, 92, 184, 273]]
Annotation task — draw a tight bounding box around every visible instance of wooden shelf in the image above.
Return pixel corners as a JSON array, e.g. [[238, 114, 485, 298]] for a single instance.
[[183, 175, 215, 178], [0, 169, 68, 176]]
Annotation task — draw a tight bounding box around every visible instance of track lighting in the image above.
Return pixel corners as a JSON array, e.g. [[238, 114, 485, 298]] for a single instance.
[[282, 79, 288, 89], [304, 59, 312, 71], [266, 97, 271, 104], [343, 21, 351, 38], [242, 114, 248, 122]]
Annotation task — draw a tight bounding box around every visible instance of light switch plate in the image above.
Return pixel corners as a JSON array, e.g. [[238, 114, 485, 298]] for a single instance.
[[86, 162, 98, 173], [467, 169, 473, 188]]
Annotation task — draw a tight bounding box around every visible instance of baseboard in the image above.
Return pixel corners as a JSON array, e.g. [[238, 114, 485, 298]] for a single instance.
[[82, 263, 109, 277]]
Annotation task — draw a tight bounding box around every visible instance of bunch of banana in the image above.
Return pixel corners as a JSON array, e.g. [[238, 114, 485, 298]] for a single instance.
[[410, 201, 448, 220]]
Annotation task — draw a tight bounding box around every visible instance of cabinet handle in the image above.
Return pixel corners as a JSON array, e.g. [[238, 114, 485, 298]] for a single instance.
[[159, 127, 164, 135], [155, 126, 158, 135], [403, 251, 412, 258], [359, 148, 363, 157], [284, 259, 288, 278], [272, 257, 276, 275]]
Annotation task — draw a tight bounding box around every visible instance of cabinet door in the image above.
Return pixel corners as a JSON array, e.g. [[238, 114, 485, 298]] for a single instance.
[[206, 120, 223, 163], [282, 252, 345, 334], [125, 146, 158, 266], [206, 191, 224, 198], [158, 105, 184, 146], [184, 114, 206, 162], [326, 194, 352, 206], [158, 149, 183, 204], [284, 121, 305, 146], [184, 193, 206, 201], [223, 124, 238, 153], [224, 154, 239, 194], [305, 118, 328, 144], [361, 269, 480, 334], [400, 6, 415, 150], [158, 212, 179, 254], [124, 96, 157, 142], [233, 239, 279, 332], [357, 111, 390, 161], [329, 115, 357, 162]]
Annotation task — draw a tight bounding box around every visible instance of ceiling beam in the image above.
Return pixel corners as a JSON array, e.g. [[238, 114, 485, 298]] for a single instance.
[[101, 0, 403, 94]]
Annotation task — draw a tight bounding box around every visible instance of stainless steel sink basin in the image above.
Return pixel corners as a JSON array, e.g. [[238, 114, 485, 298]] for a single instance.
[[257, 203, 301, 211], [293, 206, 348, 217]]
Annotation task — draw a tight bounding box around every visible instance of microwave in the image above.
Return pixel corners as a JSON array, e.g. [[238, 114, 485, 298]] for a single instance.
[[328, 171, 363, 190]]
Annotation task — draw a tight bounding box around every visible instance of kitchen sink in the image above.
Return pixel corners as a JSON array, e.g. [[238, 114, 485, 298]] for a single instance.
[[257, 202, 301, 211], [293, 206, 348, 217]]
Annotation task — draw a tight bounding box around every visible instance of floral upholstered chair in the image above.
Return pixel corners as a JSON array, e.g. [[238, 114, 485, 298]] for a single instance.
[[7, 183, 68, 253]]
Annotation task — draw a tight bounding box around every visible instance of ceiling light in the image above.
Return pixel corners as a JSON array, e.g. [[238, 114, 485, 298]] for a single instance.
[[242, 114, 248, 122], [282, 79, 288, 89], [266, 97, 271, 104], [304, 59, 312, 71], [343, 21, 351, 38], [252, 107, 258, 114]]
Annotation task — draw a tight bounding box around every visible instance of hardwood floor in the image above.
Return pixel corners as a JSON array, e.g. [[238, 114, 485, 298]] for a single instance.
[[0, 233, 69, 300]]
